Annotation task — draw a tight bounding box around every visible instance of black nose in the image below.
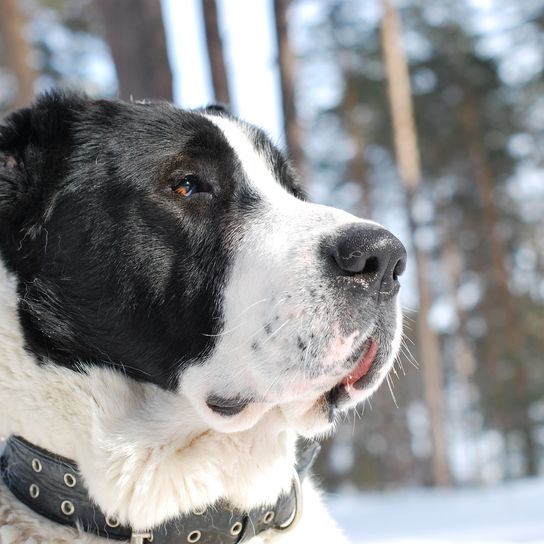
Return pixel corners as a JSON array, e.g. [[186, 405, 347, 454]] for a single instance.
[[328, 224, 407, 300]]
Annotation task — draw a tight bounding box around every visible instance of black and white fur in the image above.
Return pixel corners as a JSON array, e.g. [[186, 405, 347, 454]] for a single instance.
[[0, 92, 404, 543]]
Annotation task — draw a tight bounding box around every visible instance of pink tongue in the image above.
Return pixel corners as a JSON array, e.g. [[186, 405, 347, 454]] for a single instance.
[[341, 338, 378, 387]]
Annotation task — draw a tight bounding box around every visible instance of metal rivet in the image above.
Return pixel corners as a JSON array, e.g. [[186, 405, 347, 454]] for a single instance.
[[61, 500, 75, 516], [272, 469, 303, 533], [31, 458, 42, 473], [106, 515, 120, 528], [29, 484, 39, 499], [230, 521, 243, 536], [263, 510, 275, 524], [64, 473, 77, 487], [130, 532, 153, 543], [193, 506, 206, 516], [187, 530, 201, 543]]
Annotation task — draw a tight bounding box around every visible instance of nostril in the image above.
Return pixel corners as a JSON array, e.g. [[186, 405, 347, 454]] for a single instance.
[[392, 258, 406, 282], [362, 256, 380, 276], [332, 252, 381, 277], [326, 224, 407, 301]]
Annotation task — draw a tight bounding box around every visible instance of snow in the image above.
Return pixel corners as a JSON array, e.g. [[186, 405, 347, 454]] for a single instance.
[[327, 478, 544, 543]]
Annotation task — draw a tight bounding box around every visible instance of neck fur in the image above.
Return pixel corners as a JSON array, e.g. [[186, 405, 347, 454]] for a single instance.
[[0, 262, 296, 531]]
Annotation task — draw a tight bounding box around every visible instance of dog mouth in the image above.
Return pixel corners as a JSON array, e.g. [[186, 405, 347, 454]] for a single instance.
[[340, 337, 378, 387], [205, 337, 380, 418], [325, 336, 379, 410]]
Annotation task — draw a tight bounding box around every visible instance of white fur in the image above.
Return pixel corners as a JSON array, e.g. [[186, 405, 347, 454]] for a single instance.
[[0, 260, 347, 542], [0, 115, 403, 543], [187, 116, 400, 436]]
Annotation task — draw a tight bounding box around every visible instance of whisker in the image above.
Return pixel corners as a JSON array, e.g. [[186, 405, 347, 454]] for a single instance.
[[260, 318, 291, 346], [353, 404, 362, 421], [203, 295, 290, 338], [399, 340, 419, 369], [237, 297, 270, 317], [386, 374, 399, 408], [395, 353, 406, 376], [401, 312, 416, 323], [302, 337, 313, 375], [202, 322, 246, 338]]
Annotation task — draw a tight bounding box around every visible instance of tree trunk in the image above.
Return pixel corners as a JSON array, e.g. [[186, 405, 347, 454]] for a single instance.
[[459, 93, 536, 476], [201, 0, 231, 105], [94, 0, 173, 101], [380, 0, 452, 486], [459, 96, 515, 337], [341, 70, 371, 217], [0, 0, 37, 108], [441, 230, 483, 480], [273, 0, 305, 177], [440, 233, 476, 384]]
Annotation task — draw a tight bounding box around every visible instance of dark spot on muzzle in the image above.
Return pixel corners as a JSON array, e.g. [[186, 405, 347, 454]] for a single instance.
[[206, 394, 251, 416]]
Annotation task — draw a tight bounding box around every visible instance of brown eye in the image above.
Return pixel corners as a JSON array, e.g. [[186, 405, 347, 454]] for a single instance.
[[172, 174, 199, 197]]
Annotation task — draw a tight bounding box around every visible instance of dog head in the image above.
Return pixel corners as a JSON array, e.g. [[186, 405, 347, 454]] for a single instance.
[[0, 92, 406, 438]]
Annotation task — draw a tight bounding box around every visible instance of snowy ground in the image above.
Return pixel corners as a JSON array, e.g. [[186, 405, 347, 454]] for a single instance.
[[328, 478, 544, 544]]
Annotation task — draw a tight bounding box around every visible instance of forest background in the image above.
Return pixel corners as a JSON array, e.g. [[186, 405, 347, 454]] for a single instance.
[[1, 0, 543, 497]]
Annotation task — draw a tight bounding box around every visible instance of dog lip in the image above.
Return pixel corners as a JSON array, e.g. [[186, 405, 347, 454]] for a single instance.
[[325, 338, 379, 416], [206, 394, 250, 416], [340, 337, 378, 387]]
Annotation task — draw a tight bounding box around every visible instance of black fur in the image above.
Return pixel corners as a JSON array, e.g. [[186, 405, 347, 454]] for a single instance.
[[0, 91, 300, 390]]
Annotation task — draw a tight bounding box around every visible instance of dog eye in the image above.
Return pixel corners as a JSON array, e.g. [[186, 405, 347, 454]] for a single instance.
[[172, 174, 200, 197]]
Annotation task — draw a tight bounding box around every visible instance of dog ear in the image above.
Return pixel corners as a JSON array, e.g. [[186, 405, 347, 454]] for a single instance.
[[0, 91, 86, 223], [202, 103, 231, 116], [0, 106, 32, 218]]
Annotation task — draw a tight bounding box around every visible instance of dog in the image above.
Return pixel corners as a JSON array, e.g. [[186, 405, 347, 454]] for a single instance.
[[0, 91, 406, 543]]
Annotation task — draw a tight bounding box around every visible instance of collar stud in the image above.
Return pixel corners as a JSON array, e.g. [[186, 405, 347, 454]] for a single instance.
[[106, 515, 120, 528], [230, 521, 243, 536], [187, 530, 202, 542], [29, 483, 40, 499], [60, 500, 75, 516], [130, 531, 153, 544], [63, 473, 76, 487]]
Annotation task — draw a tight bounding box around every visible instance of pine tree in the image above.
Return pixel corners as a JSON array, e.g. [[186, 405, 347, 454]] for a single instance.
[[201, 0, 231, 105], [0, 0, 37, 108], [273, 0, 305, 177], [94, 0, 173, 100], [380, 0, 452, 486]]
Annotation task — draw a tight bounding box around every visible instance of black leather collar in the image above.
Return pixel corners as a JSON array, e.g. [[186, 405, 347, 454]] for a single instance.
[[1, 435, 320, 543]]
